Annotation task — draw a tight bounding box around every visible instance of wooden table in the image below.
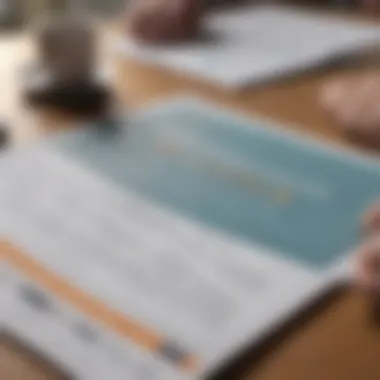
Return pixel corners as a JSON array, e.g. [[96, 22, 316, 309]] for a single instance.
[[2, 17, 380, 380]]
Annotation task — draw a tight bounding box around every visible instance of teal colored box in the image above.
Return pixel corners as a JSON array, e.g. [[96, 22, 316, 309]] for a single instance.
[[50, 98, 380, 270]]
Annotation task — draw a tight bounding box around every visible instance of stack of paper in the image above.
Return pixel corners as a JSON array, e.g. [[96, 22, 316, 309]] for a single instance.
[[120, 5, 380, 88]]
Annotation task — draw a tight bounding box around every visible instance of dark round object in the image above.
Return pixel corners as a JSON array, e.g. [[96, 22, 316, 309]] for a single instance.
[[24, 81, 112, 117]]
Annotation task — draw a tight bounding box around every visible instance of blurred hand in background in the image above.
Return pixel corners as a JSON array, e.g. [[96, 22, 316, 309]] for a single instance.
[[360, 0, 380, 12], [321, 74, 380, 147], [128, 0, 202, 44]]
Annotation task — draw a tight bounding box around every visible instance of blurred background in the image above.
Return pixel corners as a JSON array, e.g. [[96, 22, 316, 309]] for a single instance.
[[0, 0, 369, 30]]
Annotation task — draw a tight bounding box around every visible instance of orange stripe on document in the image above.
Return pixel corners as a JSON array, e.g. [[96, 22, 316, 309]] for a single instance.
[[0, 239, 200, 372], [0, 239, 200, 371], [0, 239, 161, 351]]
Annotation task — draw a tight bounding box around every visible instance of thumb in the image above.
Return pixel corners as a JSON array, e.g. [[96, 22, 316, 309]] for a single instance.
[[356, 237, 380, 293]]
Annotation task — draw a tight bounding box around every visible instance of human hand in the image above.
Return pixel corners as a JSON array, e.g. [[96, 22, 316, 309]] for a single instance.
[[128, 0, 202, 44], [320, 74, 380, 147], [359, 0, 380, 12], [354, 203, 380, 294]]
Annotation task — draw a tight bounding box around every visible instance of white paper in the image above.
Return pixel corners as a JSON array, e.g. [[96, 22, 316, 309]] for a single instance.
[[0, 145, 319, 379], [119, 5, 380, 88]]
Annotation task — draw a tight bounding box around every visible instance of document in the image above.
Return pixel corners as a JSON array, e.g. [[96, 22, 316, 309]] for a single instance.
[[2, 97, 377, 379]]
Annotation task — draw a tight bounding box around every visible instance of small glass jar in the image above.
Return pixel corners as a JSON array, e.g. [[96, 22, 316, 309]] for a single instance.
[[33, 0, 97, 84]]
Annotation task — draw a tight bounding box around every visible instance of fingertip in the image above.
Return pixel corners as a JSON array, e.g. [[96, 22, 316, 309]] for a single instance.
[[362, 202, 380, 235]]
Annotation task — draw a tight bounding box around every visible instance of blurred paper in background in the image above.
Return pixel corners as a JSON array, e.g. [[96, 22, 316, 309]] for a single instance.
[[120, 5, 380, 88]]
